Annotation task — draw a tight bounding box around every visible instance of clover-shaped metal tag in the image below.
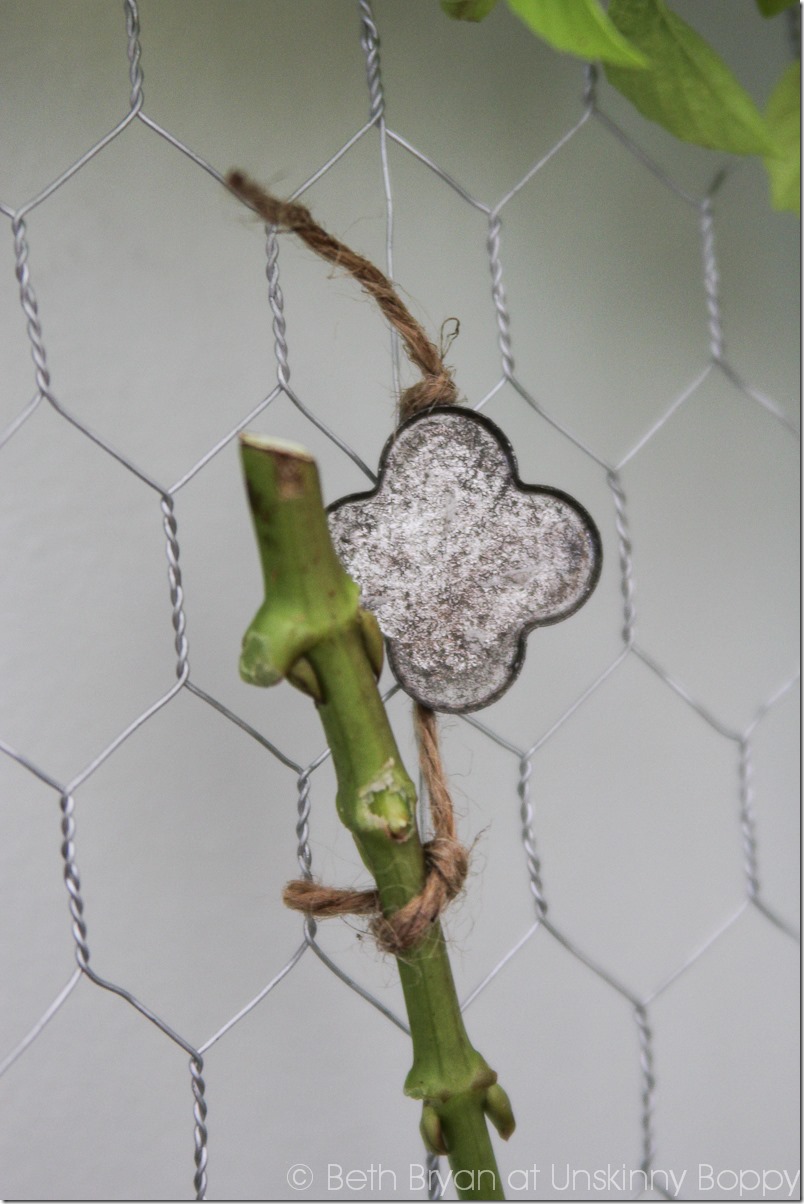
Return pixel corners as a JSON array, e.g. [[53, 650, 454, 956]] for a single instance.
[[328, 407, 601, 713]]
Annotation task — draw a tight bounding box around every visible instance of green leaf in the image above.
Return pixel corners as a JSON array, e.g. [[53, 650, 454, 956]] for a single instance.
[[755, 0, 797, 16], [605, 0, 778, 156], [505, 0, 650, 68], [764, 62, 800, 212], [441, 0, 500, 19]]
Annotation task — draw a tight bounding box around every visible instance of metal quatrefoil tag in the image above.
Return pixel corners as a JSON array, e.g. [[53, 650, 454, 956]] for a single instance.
[[328, 407, 602, 713]]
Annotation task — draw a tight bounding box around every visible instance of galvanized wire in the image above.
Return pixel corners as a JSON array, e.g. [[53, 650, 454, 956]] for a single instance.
[[0, 0, 798, 1199]]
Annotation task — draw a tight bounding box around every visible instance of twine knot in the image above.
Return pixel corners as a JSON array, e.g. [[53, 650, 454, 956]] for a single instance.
[[282, 706, 470, 954], [369, 832, 469, 955], [399, 371, 458, 419]]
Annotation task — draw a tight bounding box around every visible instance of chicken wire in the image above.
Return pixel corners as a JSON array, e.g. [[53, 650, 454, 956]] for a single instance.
[[0, 1, 799, 1200]]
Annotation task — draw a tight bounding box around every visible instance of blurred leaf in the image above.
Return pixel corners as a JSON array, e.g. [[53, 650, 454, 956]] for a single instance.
[[764, 62, 800, 211], [755, 0, 797, 16], [441, 0, 501, 19], [506, 0, 649, 67], [606, 0, 778, 155]]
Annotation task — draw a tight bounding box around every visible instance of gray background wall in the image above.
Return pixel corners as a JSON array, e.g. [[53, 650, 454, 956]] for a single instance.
[[0, 2, 799, 1200]]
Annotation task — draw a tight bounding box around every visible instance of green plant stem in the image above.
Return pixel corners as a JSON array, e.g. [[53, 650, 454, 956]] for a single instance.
[[239, 434, 514, 1201]]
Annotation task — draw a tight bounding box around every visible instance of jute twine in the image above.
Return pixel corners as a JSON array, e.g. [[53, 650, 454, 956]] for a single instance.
[[284, 706, 470, 956], [228, 169, 469, 954], [227, 170, 459, 422]]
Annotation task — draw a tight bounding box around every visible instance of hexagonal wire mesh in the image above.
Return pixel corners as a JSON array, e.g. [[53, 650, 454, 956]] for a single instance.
[[0, 1, 799, 1200]]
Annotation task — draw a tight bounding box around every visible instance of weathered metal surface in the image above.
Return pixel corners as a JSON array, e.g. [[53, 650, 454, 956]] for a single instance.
[[328, 407, 602, 713]]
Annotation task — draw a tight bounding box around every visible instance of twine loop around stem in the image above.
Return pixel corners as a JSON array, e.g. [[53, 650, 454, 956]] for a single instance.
[[281, 706, 469, 954]]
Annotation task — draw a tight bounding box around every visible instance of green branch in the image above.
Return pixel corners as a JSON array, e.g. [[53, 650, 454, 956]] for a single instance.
[[239, 433, 514, 1200]]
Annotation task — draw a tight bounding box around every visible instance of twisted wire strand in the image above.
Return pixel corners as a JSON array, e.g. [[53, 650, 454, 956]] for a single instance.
[[59, 794, 91, 970], [190, 1056, 209, 1201], [295, 771, 315, 882], [0, 741, 226, 1091], [359, 0, 403, 394], [359, 0, 385, 123], [124, 0, 145, 112], [12, 216, 52, 400], [700, 194, 724, 362], [53, 809, 216, 1177], [59, 789, 210, 1050], [517, 756, 547, 917], [606, 469, 637, 647], [634, 1004, 657, 1177], [737, 737, 761, 901], [266, 226, 291, 390], [161, 496, 190, 679], [61, 773, 211, 1204], [261, 213, 377, 478], [487, 213, 516, 380], [13, 211, 166, 492]]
